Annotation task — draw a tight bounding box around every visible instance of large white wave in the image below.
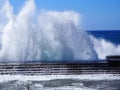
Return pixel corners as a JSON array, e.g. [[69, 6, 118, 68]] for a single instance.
[[0, 0, 98, 61], [91, 36, 120, 59]]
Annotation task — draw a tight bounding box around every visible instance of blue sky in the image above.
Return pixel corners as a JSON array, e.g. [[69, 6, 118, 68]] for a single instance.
[[9, 0, 120, 30]]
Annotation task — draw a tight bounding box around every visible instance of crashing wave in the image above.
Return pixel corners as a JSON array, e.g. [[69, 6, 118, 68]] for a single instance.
[[90, 36, 120, 59], [0, 0, 98, 61]]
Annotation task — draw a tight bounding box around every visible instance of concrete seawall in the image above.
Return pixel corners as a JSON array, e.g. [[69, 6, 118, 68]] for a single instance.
[[0, 62, 120, 75]]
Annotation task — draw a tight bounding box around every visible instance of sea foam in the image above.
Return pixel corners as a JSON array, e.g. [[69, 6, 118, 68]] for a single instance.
[[91, 36, 120, 59]]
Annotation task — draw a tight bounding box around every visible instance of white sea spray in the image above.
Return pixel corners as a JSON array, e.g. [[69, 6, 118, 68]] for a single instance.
[[0, 0, 98, 61]]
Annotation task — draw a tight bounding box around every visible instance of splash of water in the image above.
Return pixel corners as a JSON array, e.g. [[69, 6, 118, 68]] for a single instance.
[[0, 0, 98, 61], [91, 36, 120, 59]]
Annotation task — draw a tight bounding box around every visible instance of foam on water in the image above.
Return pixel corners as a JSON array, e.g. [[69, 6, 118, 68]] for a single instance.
[[91, 36, 120, 59], [0, 74, 120, 82], [0, 0, 98, 61], [0, 74, 120, 90]]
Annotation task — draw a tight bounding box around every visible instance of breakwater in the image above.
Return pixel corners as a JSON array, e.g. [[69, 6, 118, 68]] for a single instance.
[[0, 62, 120, 75]]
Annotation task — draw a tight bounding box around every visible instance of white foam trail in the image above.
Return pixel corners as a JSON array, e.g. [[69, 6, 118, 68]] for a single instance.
[[91, 36, 120, 59], [0, 74, 120, 82], [0, 0, 98, 61]]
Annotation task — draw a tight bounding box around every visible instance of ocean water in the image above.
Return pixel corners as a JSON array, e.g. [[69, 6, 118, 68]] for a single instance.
[[0, 75, 120, 90], [0, 1, 120, 90], [0, 29, 120, 89], [88, 30, 120, 45], [88, 30, 120, 59]]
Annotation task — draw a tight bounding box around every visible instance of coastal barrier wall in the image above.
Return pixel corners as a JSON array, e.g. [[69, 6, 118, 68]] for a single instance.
[[0, 63, 120, 75]]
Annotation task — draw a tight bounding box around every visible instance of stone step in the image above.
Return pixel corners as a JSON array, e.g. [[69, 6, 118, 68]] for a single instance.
[[0, 63, 119, 75]]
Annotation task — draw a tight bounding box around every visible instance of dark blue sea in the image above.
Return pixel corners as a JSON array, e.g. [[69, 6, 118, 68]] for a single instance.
[[87, 30, 120, 60], [88, 30, 120, 45]]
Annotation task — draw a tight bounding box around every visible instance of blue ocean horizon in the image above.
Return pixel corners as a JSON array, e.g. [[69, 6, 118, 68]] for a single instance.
[[88, 30, 120, 45]]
